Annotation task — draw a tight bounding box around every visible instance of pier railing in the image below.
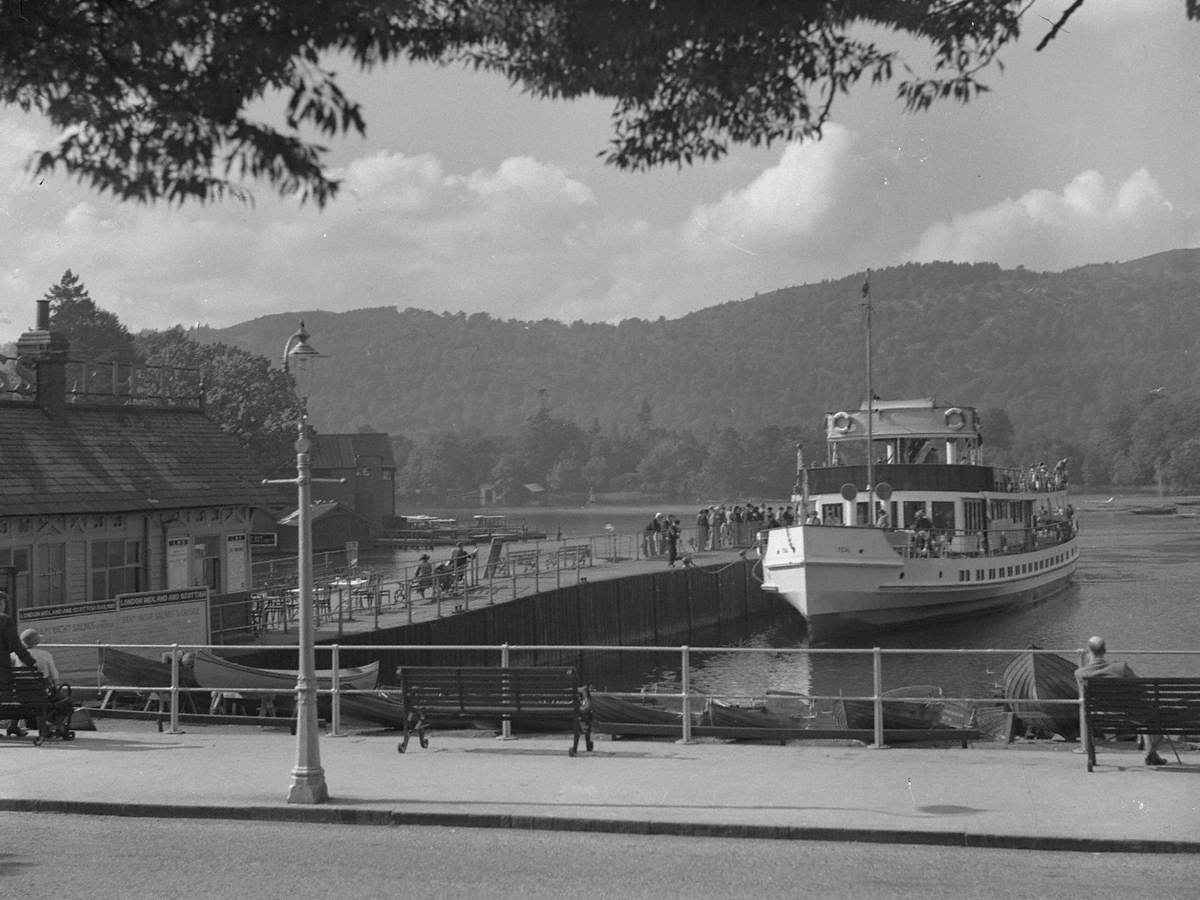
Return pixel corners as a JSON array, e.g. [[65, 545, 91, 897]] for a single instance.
[[66, 641, 1200, 745], [245, 522, 759, 635]]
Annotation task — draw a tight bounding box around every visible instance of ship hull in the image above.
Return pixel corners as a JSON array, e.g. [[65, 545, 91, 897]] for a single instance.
[[761, 524, 1078, 637]]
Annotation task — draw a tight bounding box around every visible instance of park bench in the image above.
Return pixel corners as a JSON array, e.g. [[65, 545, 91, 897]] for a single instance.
[[393, 665, 593, 756], [496, 548, 541, 576], [1081, 676, 1200, 771], [555, 544, 592, 569], [0, 669, 76, 745]]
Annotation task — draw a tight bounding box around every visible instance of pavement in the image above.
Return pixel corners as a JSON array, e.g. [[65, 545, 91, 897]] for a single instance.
[[2, 720, 1198, 852]]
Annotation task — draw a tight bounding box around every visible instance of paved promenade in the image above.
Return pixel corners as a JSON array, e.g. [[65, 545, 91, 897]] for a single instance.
[[2, 722, 1197, 853]]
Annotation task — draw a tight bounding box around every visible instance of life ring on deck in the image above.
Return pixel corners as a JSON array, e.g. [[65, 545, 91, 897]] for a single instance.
[[944, 408, 967, 430], [832, 412, 854, 434]]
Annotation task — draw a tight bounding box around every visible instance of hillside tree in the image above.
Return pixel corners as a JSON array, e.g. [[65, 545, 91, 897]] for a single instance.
[[136, 327, 303, 477], [44, 270, 139, 364]]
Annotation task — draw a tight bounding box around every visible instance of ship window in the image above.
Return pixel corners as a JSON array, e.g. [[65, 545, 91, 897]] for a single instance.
[[821, 503, 844, 525], [976, 569, 984, 580]]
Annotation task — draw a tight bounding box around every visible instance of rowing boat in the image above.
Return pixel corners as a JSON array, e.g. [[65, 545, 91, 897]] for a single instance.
[[1002, 649, 1080, 739], [98, 646, 202, 690], [837, 685, 945, 730], [191, 650, 380, 693]]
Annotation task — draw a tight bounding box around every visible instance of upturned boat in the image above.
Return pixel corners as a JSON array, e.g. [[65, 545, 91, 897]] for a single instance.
[[191, 650, 380, 693], [759, 397, 1078, 638], [1002, 649, 1080, 739]]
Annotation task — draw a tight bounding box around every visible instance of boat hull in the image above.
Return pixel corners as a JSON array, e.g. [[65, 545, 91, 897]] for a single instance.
[[838, 686, 945, 731], [1002, 650, 1080, 739], [761, 524, 1078, 638], [192, 650, 380, 693]]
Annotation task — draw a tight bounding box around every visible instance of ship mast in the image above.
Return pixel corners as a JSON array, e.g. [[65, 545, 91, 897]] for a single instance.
[[863, 270, 874, 522]]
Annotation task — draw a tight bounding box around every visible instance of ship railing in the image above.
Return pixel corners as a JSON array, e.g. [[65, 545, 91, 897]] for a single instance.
[[75, 641, 1200, 744], [886, 524, 1075, 559]]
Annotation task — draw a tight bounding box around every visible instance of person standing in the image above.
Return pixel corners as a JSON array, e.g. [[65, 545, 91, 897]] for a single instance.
[[1074, 635, 1167, 766], [413, 554, 434, 599], [665, 516, 681, 567], [1, 590, 37, 738]]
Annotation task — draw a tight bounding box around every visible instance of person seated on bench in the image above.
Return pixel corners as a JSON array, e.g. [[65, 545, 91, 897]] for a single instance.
[[1074, 634, 1166, 766], [17, 629, 59, 688], [1, 589, 38, 737]]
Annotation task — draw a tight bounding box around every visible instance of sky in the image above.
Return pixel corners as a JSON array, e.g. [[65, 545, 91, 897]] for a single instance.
[[1, 2, 1198, 345]]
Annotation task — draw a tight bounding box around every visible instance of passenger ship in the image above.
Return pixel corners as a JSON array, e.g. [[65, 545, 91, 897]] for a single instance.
[[759, 397, 1078, 638]]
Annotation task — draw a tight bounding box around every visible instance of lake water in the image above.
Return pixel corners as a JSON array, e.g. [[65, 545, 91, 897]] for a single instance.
[[378, 498, 1200, 701]]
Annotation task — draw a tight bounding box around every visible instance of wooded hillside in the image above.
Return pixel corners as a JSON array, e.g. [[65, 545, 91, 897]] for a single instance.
[[207, 248, 1200, 459]]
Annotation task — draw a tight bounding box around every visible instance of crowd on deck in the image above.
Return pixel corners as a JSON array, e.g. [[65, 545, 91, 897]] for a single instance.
[[640, 503, 803, 564]]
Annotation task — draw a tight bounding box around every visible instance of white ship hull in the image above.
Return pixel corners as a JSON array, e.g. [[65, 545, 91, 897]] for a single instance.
[[761, 524, 1078, 636]]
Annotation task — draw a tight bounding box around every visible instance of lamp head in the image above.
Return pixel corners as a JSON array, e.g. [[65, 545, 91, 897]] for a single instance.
[[283, 321, 325, 407]]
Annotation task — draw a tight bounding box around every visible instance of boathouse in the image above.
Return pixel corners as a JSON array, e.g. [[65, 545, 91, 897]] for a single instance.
[[0, 301, 278, 644]]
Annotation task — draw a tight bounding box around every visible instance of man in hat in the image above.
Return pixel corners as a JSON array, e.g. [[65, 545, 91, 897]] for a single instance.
[[1, 590, 38, 737], [1074, 635, 1167, 766]]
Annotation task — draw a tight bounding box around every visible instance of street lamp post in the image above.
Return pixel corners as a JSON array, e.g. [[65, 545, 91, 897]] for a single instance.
[[279, 322, 328, 804]]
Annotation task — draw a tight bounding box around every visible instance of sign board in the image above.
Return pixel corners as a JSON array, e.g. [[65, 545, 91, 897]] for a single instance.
[[166, 536, 191, 589], [226, 533, 248, 591], [20, 587, 210, 687], [249, 532, 278, 548]]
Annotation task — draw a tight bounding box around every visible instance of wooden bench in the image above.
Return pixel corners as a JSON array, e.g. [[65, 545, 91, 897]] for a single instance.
[[556, 544, 592, 568], [500, 549, 541, 576], [0, 669, 76, 745], [1082, 676, 1200, 771], [393, 666, 593, 756]]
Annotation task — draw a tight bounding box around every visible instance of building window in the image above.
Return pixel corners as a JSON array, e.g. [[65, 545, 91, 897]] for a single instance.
[[34, 543, 66, 607], [0, 546, 31, 609], [91, 539, 142, 601]]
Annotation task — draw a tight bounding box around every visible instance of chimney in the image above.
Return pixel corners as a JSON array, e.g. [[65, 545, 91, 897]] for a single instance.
[[16, 299, 71, 418]]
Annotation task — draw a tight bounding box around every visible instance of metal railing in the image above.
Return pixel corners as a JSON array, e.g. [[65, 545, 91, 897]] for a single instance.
[[72, 641, 1200, 744], [246, 524, 759, 635]]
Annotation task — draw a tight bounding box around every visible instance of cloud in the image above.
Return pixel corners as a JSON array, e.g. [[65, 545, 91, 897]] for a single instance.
[[908, 169, 1199, 271], [680, 125, 855, 258]]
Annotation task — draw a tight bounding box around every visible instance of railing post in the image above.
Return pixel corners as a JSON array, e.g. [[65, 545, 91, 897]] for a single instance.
[[1076, 647, 1089, 756], [500, 644, 513, 740], [166, 643, 182, 735], [328, 644, 342, 737], [677, 645, 692, 744], [871, 646, 888, 749]]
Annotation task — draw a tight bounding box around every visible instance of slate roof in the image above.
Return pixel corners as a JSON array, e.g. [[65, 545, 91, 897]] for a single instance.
[[0, 401, 280, 517], [310, 433, 396, 470]]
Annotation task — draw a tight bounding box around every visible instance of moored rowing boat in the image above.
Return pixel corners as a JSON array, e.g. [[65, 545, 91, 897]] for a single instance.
[[191, 650, 380, 693]]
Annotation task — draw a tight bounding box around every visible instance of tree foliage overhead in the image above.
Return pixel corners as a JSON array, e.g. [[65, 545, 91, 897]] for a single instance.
[[6, 0, 1179, 206]]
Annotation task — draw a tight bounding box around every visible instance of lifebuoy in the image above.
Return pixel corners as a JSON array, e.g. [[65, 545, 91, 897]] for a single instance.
[[832, 412, 853, 434], [945, 407, 967, 430]]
